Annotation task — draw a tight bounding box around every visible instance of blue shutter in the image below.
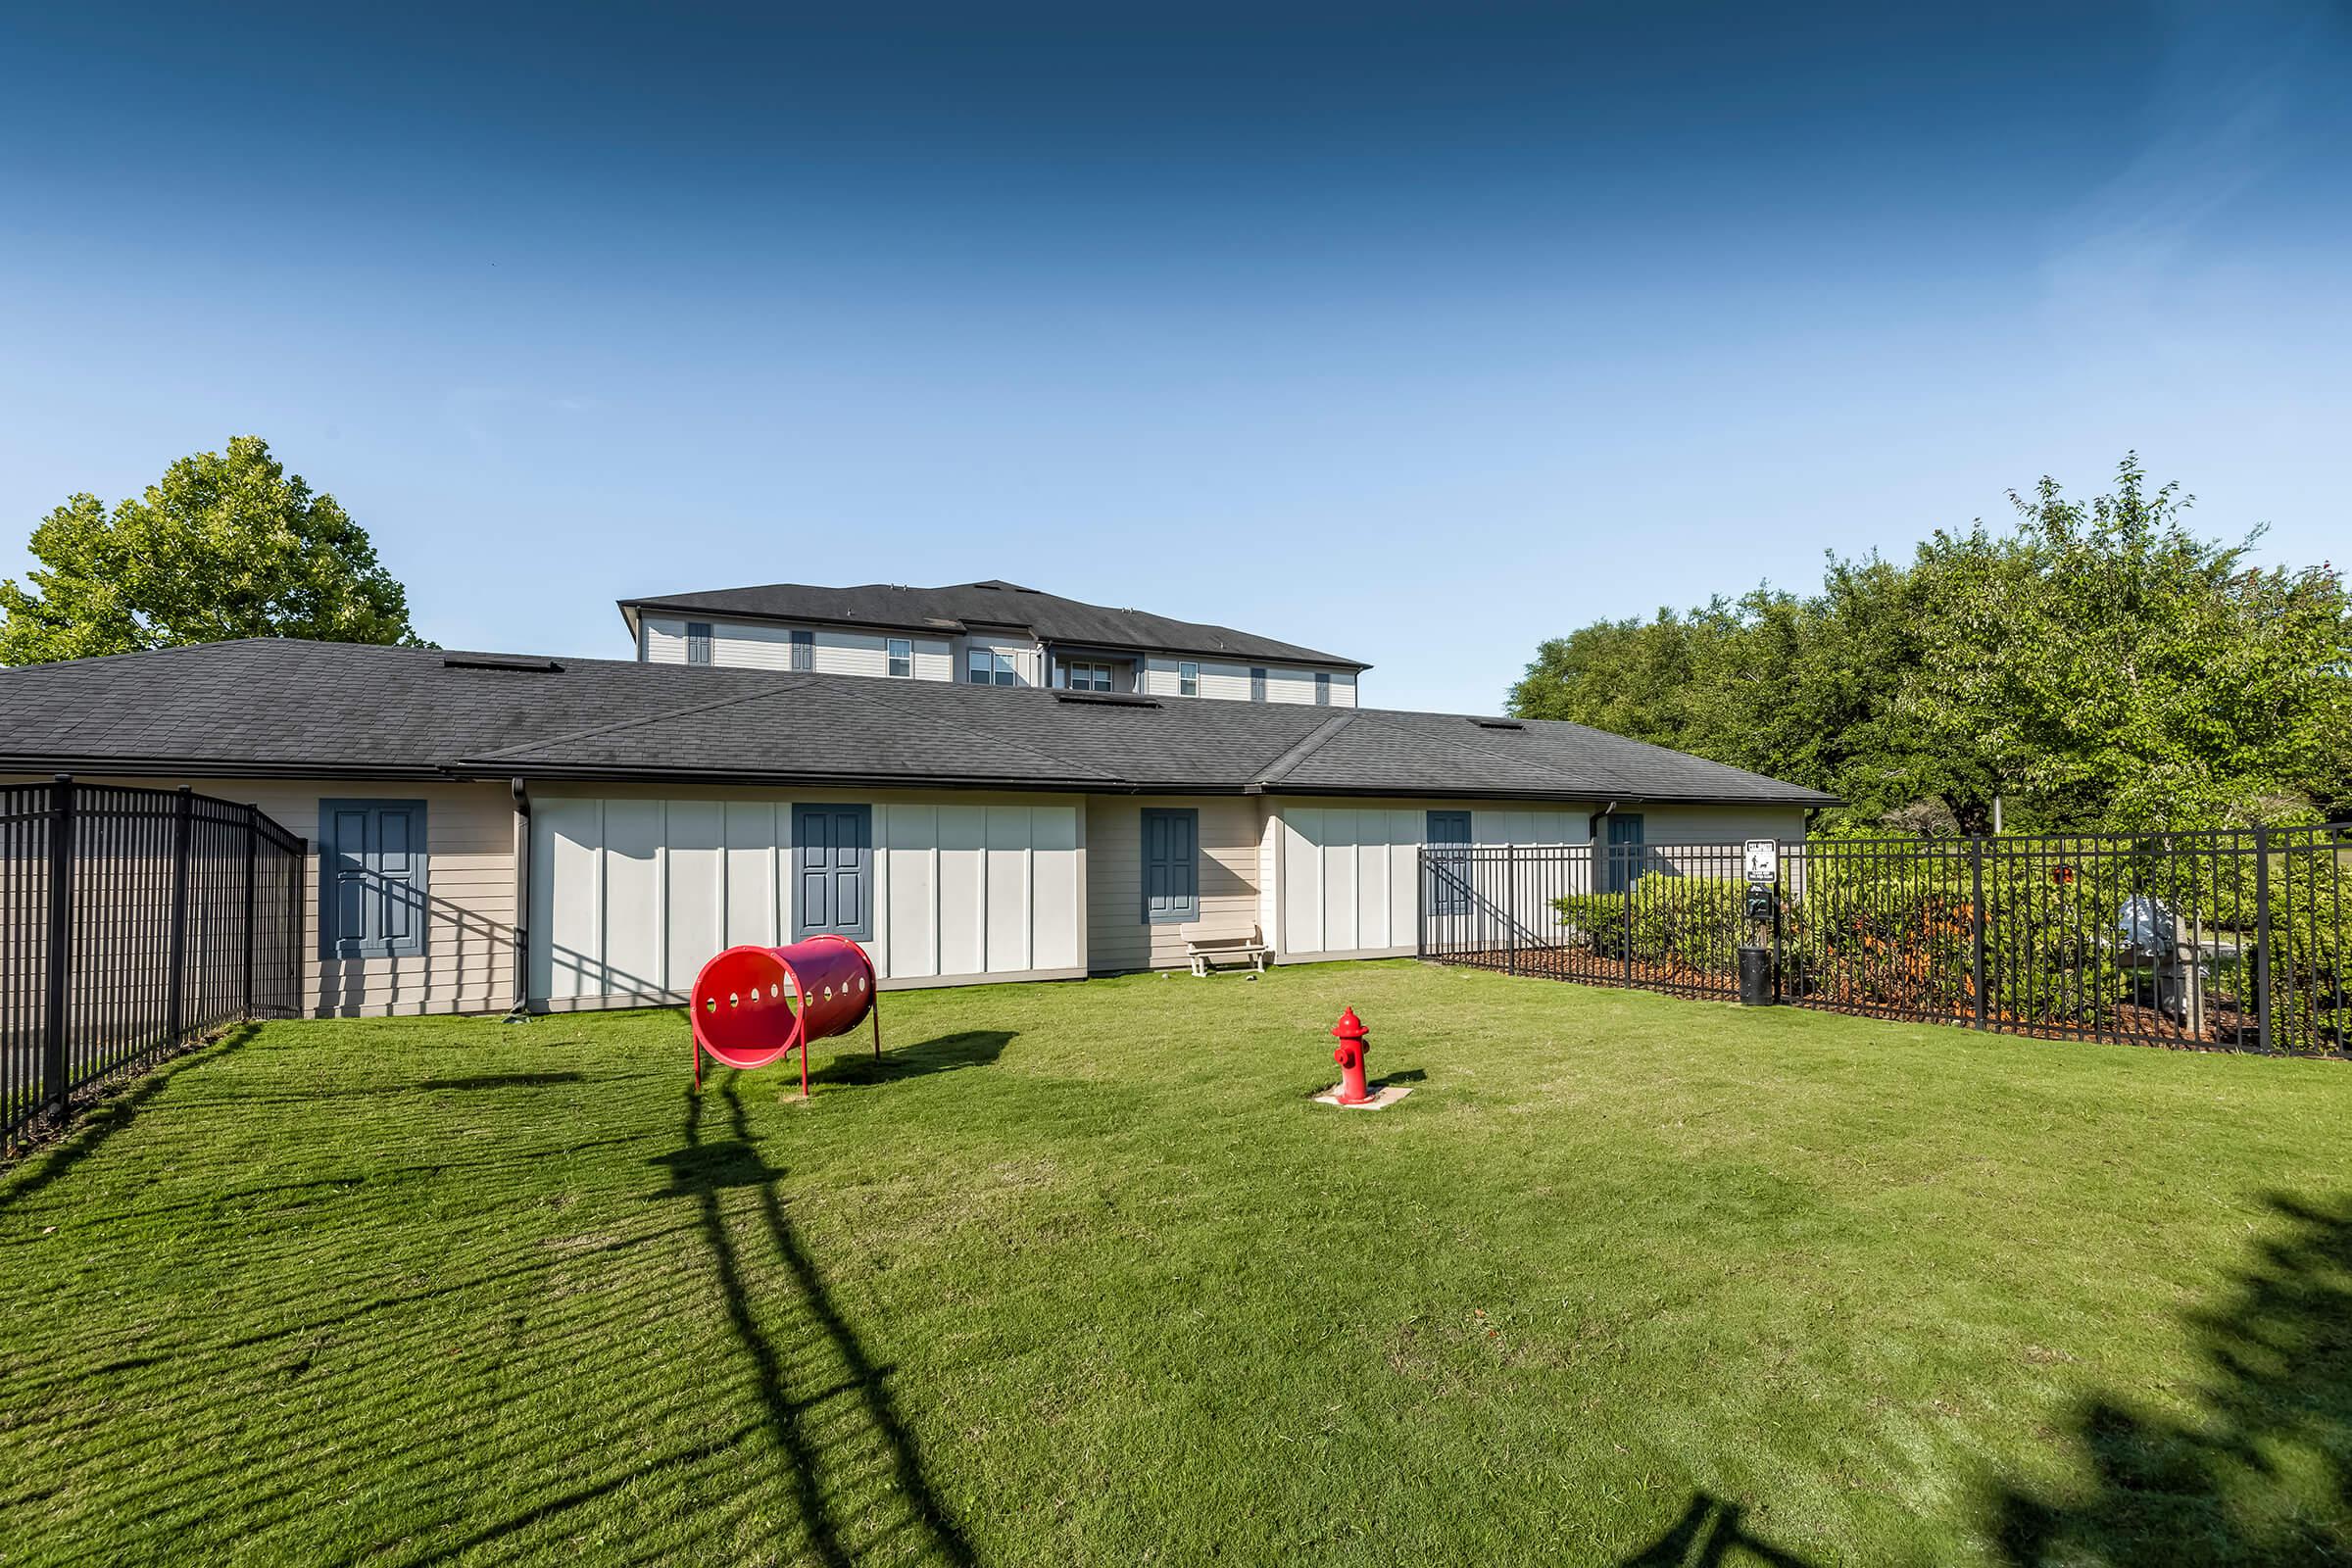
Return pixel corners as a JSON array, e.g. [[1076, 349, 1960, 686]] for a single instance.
[[1142, 808, 1199, 924], [794, 805, 873, 940], [319, 800, 428, 958]]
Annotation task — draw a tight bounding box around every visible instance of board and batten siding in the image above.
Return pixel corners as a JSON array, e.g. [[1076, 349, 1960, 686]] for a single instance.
[[639, 616, 956, 681], [2, 774, 519, 1018], [528, 786, 1084, 1007], [1275, 800, 1591, 959], [1084, 794, 1266, 972]]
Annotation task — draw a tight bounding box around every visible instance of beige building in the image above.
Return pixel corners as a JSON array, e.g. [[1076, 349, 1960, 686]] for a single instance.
[[0, 634, 1829, 1017]]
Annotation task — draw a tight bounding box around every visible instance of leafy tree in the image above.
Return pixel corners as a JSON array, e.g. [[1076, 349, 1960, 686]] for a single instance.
[[0, 435, 425, 664], [1509, 610, 1708, 752], [1508, 456, 2351, 832], [1908, 458, 2349, 829]]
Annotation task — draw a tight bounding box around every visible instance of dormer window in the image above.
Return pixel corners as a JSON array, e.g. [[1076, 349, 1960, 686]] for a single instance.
[[1063, 660, 1113, 692], [686, 622, 713, 665], [1178, 661, 1200, 697], [1315, 672, 1331, 706], [1250, 666, 1267, 702], [967, 650, 1017, 686], [886, 637, 913, 678]]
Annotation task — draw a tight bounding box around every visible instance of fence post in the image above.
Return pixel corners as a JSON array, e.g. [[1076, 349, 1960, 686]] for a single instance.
[[1504, 845, 1518, 976], [1771, 841, 1786, 1002], [41, 775, 74, 1116], [2253, 824, 2274, 1054], [1970, 836, 1987, 1030], [241, 805, 259, 1017], [1414, 848, 1426, 959], [164, 786, 194, 1047], [1622, 844, 1634, 989], [292, 838, 311, 1017]]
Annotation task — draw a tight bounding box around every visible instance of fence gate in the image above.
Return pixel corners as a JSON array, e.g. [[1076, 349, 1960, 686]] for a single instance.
[[1419, 825, 2351, 1055], [3, 777, 308, 1148]]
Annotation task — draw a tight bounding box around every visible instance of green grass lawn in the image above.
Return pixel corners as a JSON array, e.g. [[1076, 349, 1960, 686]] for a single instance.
[[5, 961, 2352, 1567]]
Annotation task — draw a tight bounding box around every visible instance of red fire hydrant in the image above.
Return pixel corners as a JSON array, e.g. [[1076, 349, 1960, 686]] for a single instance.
[[1330, 1006, 1372, 1105]]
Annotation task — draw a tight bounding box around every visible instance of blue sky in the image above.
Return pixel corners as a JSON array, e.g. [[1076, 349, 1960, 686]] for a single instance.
[[1, 1, 2346, 713]]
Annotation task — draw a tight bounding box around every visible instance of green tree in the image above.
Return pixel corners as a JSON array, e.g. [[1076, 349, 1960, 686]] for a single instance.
[[1508, 456, 2351, 832], [1507, 610, 1708, 751], [1908, 456, 2350, 830], [0, 435, 425, 664]]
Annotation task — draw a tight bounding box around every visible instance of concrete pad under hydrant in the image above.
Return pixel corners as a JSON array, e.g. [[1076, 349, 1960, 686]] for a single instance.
[[1311, 1083, 1416, 1111]]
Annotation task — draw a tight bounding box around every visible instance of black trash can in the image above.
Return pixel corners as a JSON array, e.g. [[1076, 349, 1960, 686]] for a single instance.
[[1738, 946, 1776, 1006]]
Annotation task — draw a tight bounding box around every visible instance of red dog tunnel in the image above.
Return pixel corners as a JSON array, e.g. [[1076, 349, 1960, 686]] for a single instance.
[[689, 935, 881, 1097]]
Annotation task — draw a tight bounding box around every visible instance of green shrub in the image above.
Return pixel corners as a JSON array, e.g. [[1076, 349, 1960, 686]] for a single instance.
[[1554, 878, 1743, 974], [1544, 834, 2346, 1053]]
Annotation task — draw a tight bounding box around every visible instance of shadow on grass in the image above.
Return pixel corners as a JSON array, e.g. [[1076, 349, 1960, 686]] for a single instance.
[[0, 1022, 261, 1215], [809, 1028, 1016, 1088], [1988, 1192, 2352, 1566], [645, 1078, 978, 1567], [184, 1069, 608, 1108], [416, 1070, 586, 1092], [1379, 1067, 1429, 1087], [1617, 1493, 1815, 1565]]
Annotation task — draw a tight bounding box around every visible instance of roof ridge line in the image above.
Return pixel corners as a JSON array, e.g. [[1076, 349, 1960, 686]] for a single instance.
[[827, 680, 1124, 784], [468, 675, 814, 760], [1254, 711, 1359, 787]]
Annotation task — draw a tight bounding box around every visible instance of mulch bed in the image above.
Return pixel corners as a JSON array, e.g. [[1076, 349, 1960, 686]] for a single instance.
[[1434, 951, 2306, 1054]]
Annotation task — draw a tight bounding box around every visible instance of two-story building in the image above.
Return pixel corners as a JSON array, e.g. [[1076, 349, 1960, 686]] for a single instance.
[[619, 579, 1367, 707], [0, 580, 1834, 1018]]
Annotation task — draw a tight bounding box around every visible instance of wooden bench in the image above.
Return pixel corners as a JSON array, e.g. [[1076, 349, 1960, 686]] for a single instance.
[[1183, 922, 1272, 977]]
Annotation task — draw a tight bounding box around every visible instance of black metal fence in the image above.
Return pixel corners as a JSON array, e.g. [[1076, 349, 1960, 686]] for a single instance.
[[1419, 823, 2352, 1054], [4, 776, 308, 1149]]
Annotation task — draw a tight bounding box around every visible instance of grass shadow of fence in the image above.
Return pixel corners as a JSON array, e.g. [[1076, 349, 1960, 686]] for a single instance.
[[0, 1020, 262, 1205]]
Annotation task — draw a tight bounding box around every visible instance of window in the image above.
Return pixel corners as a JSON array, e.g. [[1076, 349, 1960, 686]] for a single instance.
[[1063, 660, 1112, 692], [1178, 661, 1200, 697], [685, 622, 712, 665], [319, 799, 427, 959], [967, 649, 1017, 685], [1315, 672, 1331, 706], [1142, 808, 1199, 923], [1250, 666, 1267, 702], [886, 637, 913, 678], [789, 628, 813, 671]]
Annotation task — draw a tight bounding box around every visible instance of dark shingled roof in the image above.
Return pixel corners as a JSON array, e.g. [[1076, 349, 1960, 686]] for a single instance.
[[617, 579, 1368, 669], [0, 639, 1838, 806]]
